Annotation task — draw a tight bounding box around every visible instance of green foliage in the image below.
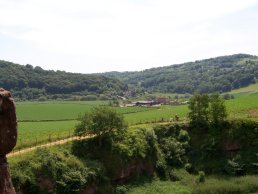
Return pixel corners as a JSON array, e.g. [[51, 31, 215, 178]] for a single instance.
[[209, 94, 227, 128], [115, 185, 128, 194], [73, 126, 161, 180], [112, 129, 151, 160], [10, 118, 258, 193], [126, 179, 191, 194], [80, 95, 98, 101], [196, 171, 205, 183], [102, 54, 258, 94], [222, 119, 258, 174], [154, 125, 190, 167], [75, 106, 127, 147], [188, 118, 258, 175], [10, 147, 106, 194], [188, 93, 210, 128], [0, 60, 127, 100], [188, 93, 227, 130], [224, 156, 245, 176], [192, 176, 258, 194], [169, 168, 192, 182], [125, 174, 258, 194]]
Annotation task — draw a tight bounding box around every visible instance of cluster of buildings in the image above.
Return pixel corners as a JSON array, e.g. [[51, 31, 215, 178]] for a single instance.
[[116, 96, 189, 107]]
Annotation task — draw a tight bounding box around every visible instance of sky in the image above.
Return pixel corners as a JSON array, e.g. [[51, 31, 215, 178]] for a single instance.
[[0, 0, 258, 73]]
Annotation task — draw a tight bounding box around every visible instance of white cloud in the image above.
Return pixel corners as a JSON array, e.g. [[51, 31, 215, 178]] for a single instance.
[[0, 0, 258, 73]]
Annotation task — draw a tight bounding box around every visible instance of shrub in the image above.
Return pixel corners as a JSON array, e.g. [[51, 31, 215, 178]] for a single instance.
[[184, 163, 194, 174], [11, 148, 106, 194], [196, 171, 205, 183], [154, 125, 190, 168], [115, 185, 128, 194]]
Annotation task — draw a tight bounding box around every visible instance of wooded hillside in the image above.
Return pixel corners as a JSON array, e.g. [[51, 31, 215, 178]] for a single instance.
[[101, 54, 258, 94], [1, 54, 258, 100], [0, 60, 127, 100]]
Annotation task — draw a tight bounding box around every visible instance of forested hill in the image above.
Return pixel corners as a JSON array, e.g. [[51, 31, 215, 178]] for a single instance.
[[1, 54, 258, 100], [0, 60, 127, 100], [101, 54, 258, 94]]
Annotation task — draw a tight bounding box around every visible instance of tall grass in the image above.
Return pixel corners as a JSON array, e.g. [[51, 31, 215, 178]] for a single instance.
[[193, 176, 258, 194]]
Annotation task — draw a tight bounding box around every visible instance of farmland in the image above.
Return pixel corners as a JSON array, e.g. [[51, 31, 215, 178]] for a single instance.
[[16, 120, 77, 150], [16, 101, 157, 121], [15, 101, 161, 150], [14, 86, 258, 150]]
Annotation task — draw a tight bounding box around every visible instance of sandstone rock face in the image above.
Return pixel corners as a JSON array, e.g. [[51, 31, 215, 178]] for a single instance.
[[0, 88, 17, 194]]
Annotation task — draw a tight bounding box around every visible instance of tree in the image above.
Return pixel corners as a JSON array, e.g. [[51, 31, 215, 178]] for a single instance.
[[188, 93, 210, 129], [188, 93, 227, 130], [75, 106, 126, 147], [209, 93, 227, 128]]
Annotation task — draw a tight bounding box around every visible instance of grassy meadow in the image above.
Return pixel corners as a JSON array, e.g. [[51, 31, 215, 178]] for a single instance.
[[125, 175, 258, 194]]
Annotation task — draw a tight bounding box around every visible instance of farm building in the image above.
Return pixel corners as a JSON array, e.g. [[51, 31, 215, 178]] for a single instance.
[[134, 100, 160, 107], [121, 100, 161, 107]]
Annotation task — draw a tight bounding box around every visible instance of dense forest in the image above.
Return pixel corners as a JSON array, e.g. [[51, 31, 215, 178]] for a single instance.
[[0, 60, 127, 100], [101, 54, 258, 94]]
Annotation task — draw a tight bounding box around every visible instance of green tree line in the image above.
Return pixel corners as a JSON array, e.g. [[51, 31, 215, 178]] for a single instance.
[[0, 60, 127, 100], [102, 54, 258, 94]]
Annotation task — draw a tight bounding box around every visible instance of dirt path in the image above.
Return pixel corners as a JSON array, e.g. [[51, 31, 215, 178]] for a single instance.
[[7, 121, 180, 158], [7, 135, 94, 158]]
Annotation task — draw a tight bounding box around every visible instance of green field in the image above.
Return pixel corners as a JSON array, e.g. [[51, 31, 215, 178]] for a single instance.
[[15, 120, 78, 150], [125, 176, 258, 194], [16, 101, 156, 121], [227, 82, 258, 97], [15, 101, 161, 149], [14, 89, 258, 150]]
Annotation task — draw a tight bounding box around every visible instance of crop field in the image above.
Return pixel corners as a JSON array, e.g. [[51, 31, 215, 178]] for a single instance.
[[16, 101, 156, 121], [15, 120, 77, 150], [226, 93, 258, 119], [125, 105, 188, 124], [15, 101, 160, 149]]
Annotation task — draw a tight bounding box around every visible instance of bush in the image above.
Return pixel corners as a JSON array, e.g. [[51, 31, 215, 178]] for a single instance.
[[115, 185, 128, 194], [156, 158, 168, 179], [196, 171, 205, 183], [81, 95, 98, 101], [11, 148, 106, 194], [38, 96, 47, 101], [154, 125, 190, 167], [99, 94, 110, 100], [184, 163, 194, 174], [169, 169, 192, 183], [224, 156, 244, 176]]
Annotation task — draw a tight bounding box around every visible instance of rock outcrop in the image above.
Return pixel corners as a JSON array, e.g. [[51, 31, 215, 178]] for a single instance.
[[0, 88, 17, 194]]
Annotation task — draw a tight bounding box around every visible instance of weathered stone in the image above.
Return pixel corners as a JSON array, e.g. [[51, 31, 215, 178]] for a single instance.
[[0, 88, 17, 194], [0, 156, 15, 194]]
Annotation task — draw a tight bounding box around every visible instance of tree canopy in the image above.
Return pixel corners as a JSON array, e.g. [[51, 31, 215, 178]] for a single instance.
[[75, 106, 127, 147], [188, 93, 227, 129], [102, 54, 258, 94], [0, 60, 127, 100]]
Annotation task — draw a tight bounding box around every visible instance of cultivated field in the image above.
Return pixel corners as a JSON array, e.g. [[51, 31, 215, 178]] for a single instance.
[[15, 101, 159, 150]]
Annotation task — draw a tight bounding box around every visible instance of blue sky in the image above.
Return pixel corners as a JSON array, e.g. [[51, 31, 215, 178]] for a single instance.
[[0, 0, 258, 73]]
